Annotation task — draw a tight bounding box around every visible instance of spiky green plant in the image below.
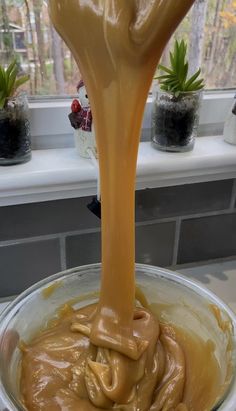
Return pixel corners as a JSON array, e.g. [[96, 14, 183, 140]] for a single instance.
[[0, 59, 29, 109], [156, 40, 204, 97]]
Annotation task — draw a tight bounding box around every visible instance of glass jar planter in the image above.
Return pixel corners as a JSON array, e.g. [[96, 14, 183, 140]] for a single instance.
[[0, 263, 235, 410], [0, 94, 31, 165], [151, 87, 202, 152]]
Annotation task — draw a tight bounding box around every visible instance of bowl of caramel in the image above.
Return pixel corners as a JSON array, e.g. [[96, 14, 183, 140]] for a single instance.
[[0, 263, 235, 411]]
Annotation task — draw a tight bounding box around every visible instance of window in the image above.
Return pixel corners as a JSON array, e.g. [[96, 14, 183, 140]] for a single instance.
[[168, 0, 236, 90], [0, 27, 14, 52], [0, 0, 235, 97], [14, 31, 26, 50]]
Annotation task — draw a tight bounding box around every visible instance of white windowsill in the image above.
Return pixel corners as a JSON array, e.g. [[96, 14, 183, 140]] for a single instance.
[[0, 135, 236, 207]]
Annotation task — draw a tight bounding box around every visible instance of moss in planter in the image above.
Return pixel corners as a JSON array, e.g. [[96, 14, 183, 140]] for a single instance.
[[0, 100, 31, 164], [153, 93, 200, 148]]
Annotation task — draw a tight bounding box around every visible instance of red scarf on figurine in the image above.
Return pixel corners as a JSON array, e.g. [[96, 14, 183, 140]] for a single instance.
[[79, 107, 92, 132]]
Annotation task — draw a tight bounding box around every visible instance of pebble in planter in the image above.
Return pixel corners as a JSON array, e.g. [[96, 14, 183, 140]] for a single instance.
[[0, 60, 30, 165], [152, 40, 204, 153]]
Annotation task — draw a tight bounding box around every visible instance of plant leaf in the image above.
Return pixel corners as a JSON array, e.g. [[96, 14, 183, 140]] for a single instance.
[[0, 71, 4, 92], [170, 51, 176, 71], [174, 40, 179, 71], [187, 79, 204, 91], [156, 75, 173, 81], [156, 39, 204, 93], [158, 64, 173, 75], [0, 66, 7, 95], [6, 59, 17, 77], [7, 66, 17, 97], [184, 68, 201, 90], [0, 90, 6, 109], [0, 59, 29, 100], [14, 75, 30, 92]]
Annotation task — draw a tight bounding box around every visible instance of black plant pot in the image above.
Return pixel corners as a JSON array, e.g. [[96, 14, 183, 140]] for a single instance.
[[151, 89, 201, 153], [0, 95, 31, 165]]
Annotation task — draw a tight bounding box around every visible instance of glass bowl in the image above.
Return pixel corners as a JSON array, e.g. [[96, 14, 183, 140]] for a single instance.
[[0, 263, 235, 410]]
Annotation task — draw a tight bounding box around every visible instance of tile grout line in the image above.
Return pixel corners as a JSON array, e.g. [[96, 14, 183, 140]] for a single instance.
[[172, 219, 181, 265], [0, 233, 60, 247], [1, 201, 236, 249], [136, 207, 236, 228], [180, 207, 236, 221], [230, 179, 236, 210], [172, 218, 181, 266], [0, 227, 101, 247], [59, 235, 67, 271], [170, 254, 236, 271], [135, 217, 177, 227], [55, 226, 101, 237]]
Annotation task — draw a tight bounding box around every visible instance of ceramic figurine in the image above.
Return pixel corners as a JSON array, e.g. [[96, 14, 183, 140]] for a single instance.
[[69, 80, 97, 158]]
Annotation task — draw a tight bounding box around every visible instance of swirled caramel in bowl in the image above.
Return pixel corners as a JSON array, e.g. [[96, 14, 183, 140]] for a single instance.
[[21, 300, 225, 411], [20, 1, 230, 410]]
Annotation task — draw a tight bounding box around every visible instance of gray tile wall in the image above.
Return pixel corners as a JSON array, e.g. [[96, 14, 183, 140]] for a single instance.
[[0, 239, 61, 297], [1, 178, 236, 297]]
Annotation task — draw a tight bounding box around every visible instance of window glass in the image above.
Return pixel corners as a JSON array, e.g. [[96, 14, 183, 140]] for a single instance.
[[0, 0, 235, 96], [14, 32, 26, 50]]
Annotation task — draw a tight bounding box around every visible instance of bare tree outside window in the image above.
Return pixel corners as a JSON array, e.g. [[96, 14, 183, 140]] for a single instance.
[[0, 0, 235, 97], [189, 0, 208, 75]]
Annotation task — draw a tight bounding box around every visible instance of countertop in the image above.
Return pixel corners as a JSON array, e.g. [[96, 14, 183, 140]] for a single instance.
[[179, 259, 236, 314]]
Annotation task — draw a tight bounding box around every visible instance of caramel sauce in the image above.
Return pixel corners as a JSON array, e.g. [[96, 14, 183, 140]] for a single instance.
[[42, 281, 63, 299], [21, 302, 222, 411], [20, 1, 230, 410]]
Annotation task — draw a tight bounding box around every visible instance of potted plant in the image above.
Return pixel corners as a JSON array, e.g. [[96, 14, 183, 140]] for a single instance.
[[0, 60, 31, 165], [152, 40, 204, 152]]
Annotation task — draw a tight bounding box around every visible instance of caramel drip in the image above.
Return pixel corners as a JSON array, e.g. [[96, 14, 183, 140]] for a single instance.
[[19, 2, 225, 411], [49, 0, 195, 359]]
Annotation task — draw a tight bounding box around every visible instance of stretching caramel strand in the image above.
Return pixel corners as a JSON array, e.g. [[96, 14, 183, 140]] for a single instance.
[[19, 2, 224, 410], [49, 0, 195, 359]]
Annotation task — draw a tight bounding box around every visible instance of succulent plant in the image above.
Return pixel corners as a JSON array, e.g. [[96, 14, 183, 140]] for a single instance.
[[156, 40, 204, 97], [0, 59, 29, 109]]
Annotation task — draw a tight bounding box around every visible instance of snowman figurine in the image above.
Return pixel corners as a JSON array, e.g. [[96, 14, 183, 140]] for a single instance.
[[69, 80, 97, 158]]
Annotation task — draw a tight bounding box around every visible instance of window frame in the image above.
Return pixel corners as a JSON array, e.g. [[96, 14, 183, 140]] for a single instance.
[[29, 90, 235, 150]]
